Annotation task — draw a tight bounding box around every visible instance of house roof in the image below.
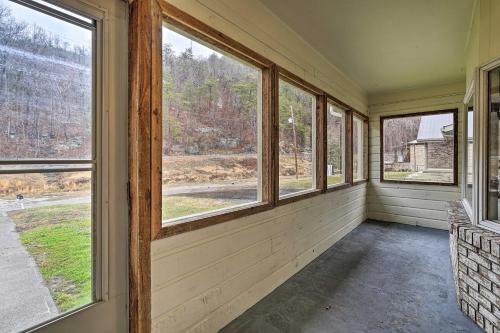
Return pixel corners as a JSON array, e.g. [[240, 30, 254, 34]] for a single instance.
[[416, 113, 453, 141]]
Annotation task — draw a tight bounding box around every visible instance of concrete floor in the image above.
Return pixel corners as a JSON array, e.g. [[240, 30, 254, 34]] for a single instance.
[[220, 220, 482, 333]]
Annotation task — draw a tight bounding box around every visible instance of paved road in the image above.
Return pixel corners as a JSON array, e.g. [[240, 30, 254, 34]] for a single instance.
[[0, 211, 58, 333], [0, 195, 91, 213]]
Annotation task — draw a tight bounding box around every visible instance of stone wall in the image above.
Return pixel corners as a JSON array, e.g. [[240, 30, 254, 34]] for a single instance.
[[428, 141, 454, 169], [449, 201, 500, 332]]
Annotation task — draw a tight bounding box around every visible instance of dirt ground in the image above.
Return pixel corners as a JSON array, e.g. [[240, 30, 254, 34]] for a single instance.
[[162, 154, 312, 185]]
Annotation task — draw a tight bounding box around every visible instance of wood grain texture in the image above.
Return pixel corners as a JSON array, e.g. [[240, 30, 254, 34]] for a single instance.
[[277, 66, 323, 96], [159, 1, 272, 69], [271, 64, 280, 206], [317, 94, 327, 191], [345, 110, 353, 185], [128, 0, 159, 332]]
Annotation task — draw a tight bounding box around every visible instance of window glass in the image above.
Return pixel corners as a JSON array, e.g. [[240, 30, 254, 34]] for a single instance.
[[465, 99, 474, 206], [0, 0, 93, 160], [278, 79, 315, 197], [353, 116, 364, 181], [161, 24, 261, 224], [381, 113, 455, 184], [0, 1, 95, 332], [488, 68, 500, 220], [326, 102, 345, 186]]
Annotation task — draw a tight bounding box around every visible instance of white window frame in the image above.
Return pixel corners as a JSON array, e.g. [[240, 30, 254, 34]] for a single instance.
[[477, 57, 500, 232], [0, 0, 124, 332], [353, 115, 364, 182], [462, 80, 475, 221], [326, 101, 347, 188]]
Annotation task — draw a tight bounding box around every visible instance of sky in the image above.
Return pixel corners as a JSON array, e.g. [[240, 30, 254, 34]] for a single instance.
[[0, 0, 92, 48], [162, 25, 221, 59]]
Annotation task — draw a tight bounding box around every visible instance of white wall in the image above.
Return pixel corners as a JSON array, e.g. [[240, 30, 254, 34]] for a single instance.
[[368, 82, 465, 230], [151, 0, 368, 332]]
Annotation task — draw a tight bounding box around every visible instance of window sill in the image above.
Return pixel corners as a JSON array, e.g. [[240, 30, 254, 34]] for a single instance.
[[352, 179, 368, 186], [478, 220, 500, 235], [326, 182, 351, 192], [155, 201, 273, 239], [277, 189, 322, 206], [380, 179, 457, 186]]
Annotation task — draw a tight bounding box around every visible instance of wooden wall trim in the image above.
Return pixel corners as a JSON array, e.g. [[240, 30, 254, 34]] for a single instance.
[[128, 2, 370, 331], [159, 1, 272, 69], [317, 94, 327, 191], [345, 110, 353, 185], [128, 0, 160, 332]]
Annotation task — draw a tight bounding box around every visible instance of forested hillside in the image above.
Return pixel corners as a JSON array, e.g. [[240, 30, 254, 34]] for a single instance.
[[162, 43, 259, 156], [0, 4, 92, 160]]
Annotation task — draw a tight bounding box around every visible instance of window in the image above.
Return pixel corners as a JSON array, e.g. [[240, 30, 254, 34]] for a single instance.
[[0, 0, 97, 332], [161, 23, 264, 225], [326, 101, 346, 186], [278, 78, 316, 198], [380, 110, 457, 184], [487, 67, 500, 221], [464, 94, 474, 208], [353, 115, 366, 182]]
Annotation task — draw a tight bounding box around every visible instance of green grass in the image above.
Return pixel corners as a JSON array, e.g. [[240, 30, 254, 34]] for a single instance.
[[8, 204, 92, 312], [327, 175, 344, 186], [279, 178, 313, 190], [162, 196, 238, 220], [278, 175, 344, 190], [384, 171, 414, 180]]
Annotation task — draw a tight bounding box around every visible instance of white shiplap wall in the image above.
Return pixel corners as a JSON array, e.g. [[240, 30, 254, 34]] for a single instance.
[[151, 186, 366, 332], [151, 0, 369, 332], [368, 82, 465, 230]]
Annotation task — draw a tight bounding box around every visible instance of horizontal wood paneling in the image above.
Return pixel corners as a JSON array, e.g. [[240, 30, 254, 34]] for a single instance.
[[368, 83, 465, 230], [151, 185, 366, 332]]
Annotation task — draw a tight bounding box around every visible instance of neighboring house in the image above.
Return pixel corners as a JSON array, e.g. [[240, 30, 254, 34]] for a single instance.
[[408, 113, 454, 171]]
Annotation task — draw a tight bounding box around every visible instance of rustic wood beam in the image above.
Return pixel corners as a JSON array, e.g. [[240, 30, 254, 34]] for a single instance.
[[128, 0, 161, 332]]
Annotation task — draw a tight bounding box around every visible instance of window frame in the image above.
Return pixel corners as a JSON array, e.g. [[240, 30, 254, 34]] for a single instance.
[[129, 2, 371, 332], [462, 81, 475, 220], [153, 3, 274, 239], [477, 58, 500, 232], [0, 0, 109, 331], [352, 110, 369, 184], [324, 94, 353, 192], [379, 109, 459, 186], [274, 67, 324, 206]]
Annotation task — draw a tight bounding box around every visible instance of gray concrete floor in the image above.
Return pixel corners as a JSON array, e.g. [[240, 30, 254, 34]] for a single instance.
[[220, 220, 482, 333]]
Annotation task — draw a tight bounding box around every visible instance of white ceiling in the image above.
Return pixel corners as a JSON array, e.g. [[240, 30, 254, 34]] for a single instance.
[[259, 0, 475, 95]]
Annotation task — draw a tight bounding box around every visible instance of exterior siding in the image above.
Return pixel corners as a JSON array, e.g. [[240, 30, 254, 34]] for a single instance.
[[150, 0, 368, 332], [368, 82, 465, 230]]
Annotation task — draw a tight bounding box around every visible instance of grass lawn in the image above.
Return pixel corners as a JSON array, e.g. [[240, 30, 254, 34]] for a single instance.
[[278, 175, 344, 190], [279, 178, 313, 191], [383, 171, 414, 180], [327, 175, 344, 186], [8, 204, 92, 312], [162, 195, 238, 220]]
